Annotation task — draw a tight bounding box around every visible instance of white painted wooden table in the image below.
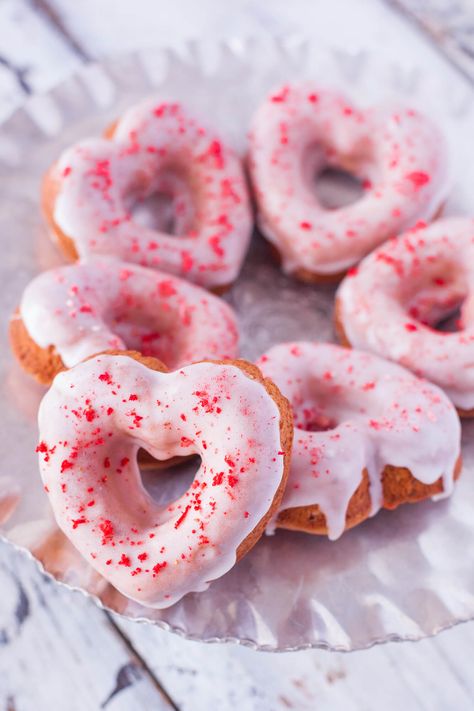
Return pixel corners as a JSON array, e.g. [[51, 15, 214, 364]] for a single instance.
[[1, 1, 474, 709]]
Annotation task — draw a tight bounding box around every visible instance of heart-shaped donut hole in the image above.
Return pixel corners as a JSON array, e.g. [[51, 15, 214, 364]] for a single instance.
[[313, 165, 365, 210], [140, 454, 201, 506], [402, 263, 468, 334], [124, 166, 196, 237]]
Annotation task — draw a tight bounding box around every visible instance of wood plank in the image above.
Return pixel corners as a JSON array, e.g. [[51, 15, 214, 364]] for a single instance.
[[115, 614, 474, 711], [387, 0, 474, 83], [44, 0, 467, 87], [0, 542, 175, 711]]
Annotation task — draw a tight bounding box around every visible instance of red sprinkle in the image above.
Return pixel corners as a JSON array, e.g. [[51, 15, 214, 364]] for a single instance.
[[152, 561, 167, 575], [72, 517, 87, 529], [174, 505, 191, 529], [271, 86, 289, 103], [118, 554, 131, 567], [99, 519, 114, 544], [406, 171, 430, 188], [158, 281, 177, 298]]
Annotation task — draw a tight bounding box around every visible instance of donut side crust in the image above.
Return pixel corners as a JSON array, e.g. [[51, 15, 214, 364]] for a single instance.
[[41, 164, 80, 262], [9, 309, 65, 385], [276, 457, 462, 536]]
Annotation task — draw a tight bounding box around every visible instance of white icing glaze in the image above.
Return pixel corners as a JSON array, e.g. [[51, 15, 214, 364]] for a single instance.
[[257, 342, 460, 540], [19, 258, 239, 370], [50, 99, 253, 289], [337, 217, 474, 410], [248, 83, 449, 276], [37, 355, 286, 608]]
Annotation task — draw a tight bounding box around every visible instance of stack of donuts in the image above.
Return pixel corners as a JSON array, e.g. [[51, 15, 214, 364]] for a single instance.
[[11, 83, 467, 609]]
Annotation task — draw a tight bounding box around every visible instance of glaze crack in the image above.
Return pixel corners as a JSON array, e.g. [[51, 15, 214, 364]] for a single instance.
[[0, 55, 31, 94]]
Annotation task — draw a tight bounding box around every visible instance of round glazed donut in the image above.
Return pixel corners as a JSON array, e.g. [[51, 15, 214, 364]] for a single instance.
[[336, 217, 474, 413], [256, 342, 461, 540], [37, 351, 292, 607], [248, 83, 448, 280], [42, 98, 252, 290], [10, 258, 239, 385]]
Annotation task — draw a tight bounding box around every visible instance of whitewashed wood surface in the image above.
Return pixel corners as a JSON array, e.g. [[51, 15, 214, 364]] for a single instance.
[[1, 1, 474, 709]]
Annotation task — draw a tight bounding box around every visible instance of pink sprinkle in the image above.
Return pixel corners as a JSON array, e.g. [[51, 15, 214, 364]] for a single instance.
[[406, 171, 430, 188]]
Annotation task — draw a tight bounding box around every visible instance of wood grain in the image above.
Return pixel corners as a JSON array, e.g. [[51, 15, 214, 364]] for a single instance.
[[0, 543, 174, 710]]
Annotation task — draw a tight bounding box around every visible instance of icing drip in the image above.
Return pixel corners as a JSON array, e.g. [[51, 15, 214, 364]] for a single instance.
[[337, 217, 474, 409], [20, 258, 239, 369], [37, 355, 285, 608], [257, 342, 460, 540], [248, 83, 448, 275]]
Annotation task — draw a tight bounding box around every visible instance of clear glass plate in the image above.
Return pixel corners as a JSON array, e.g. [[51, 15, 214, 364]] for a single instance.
[[1, 38, 474, 652]]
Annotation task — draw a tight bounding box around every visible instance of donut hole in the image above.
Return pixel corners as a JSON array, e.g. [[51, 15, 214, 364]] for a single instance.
[[131, 191, 177, 233], [313, 166, 365, 209], [140, 455, 201, 507], [303, 142, 370, 210], [292, 375, 373, 431], [431, 303, 464, 333], [404, 269, 469, 333], [104, 306, 184, 367], [125, 169, 195, 236], [292, 398, 340, 433]]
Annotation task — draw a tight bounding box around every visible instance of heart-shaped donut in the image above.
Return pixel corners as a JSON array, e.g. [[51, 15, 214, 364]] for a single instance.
[[248, 83, 448, 280], [10, 258, 239, 385], [336, 217, 474, 413], [37, 352, 292, 607], [42, 99, 253, 290], [257, 342, 461, 540]]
